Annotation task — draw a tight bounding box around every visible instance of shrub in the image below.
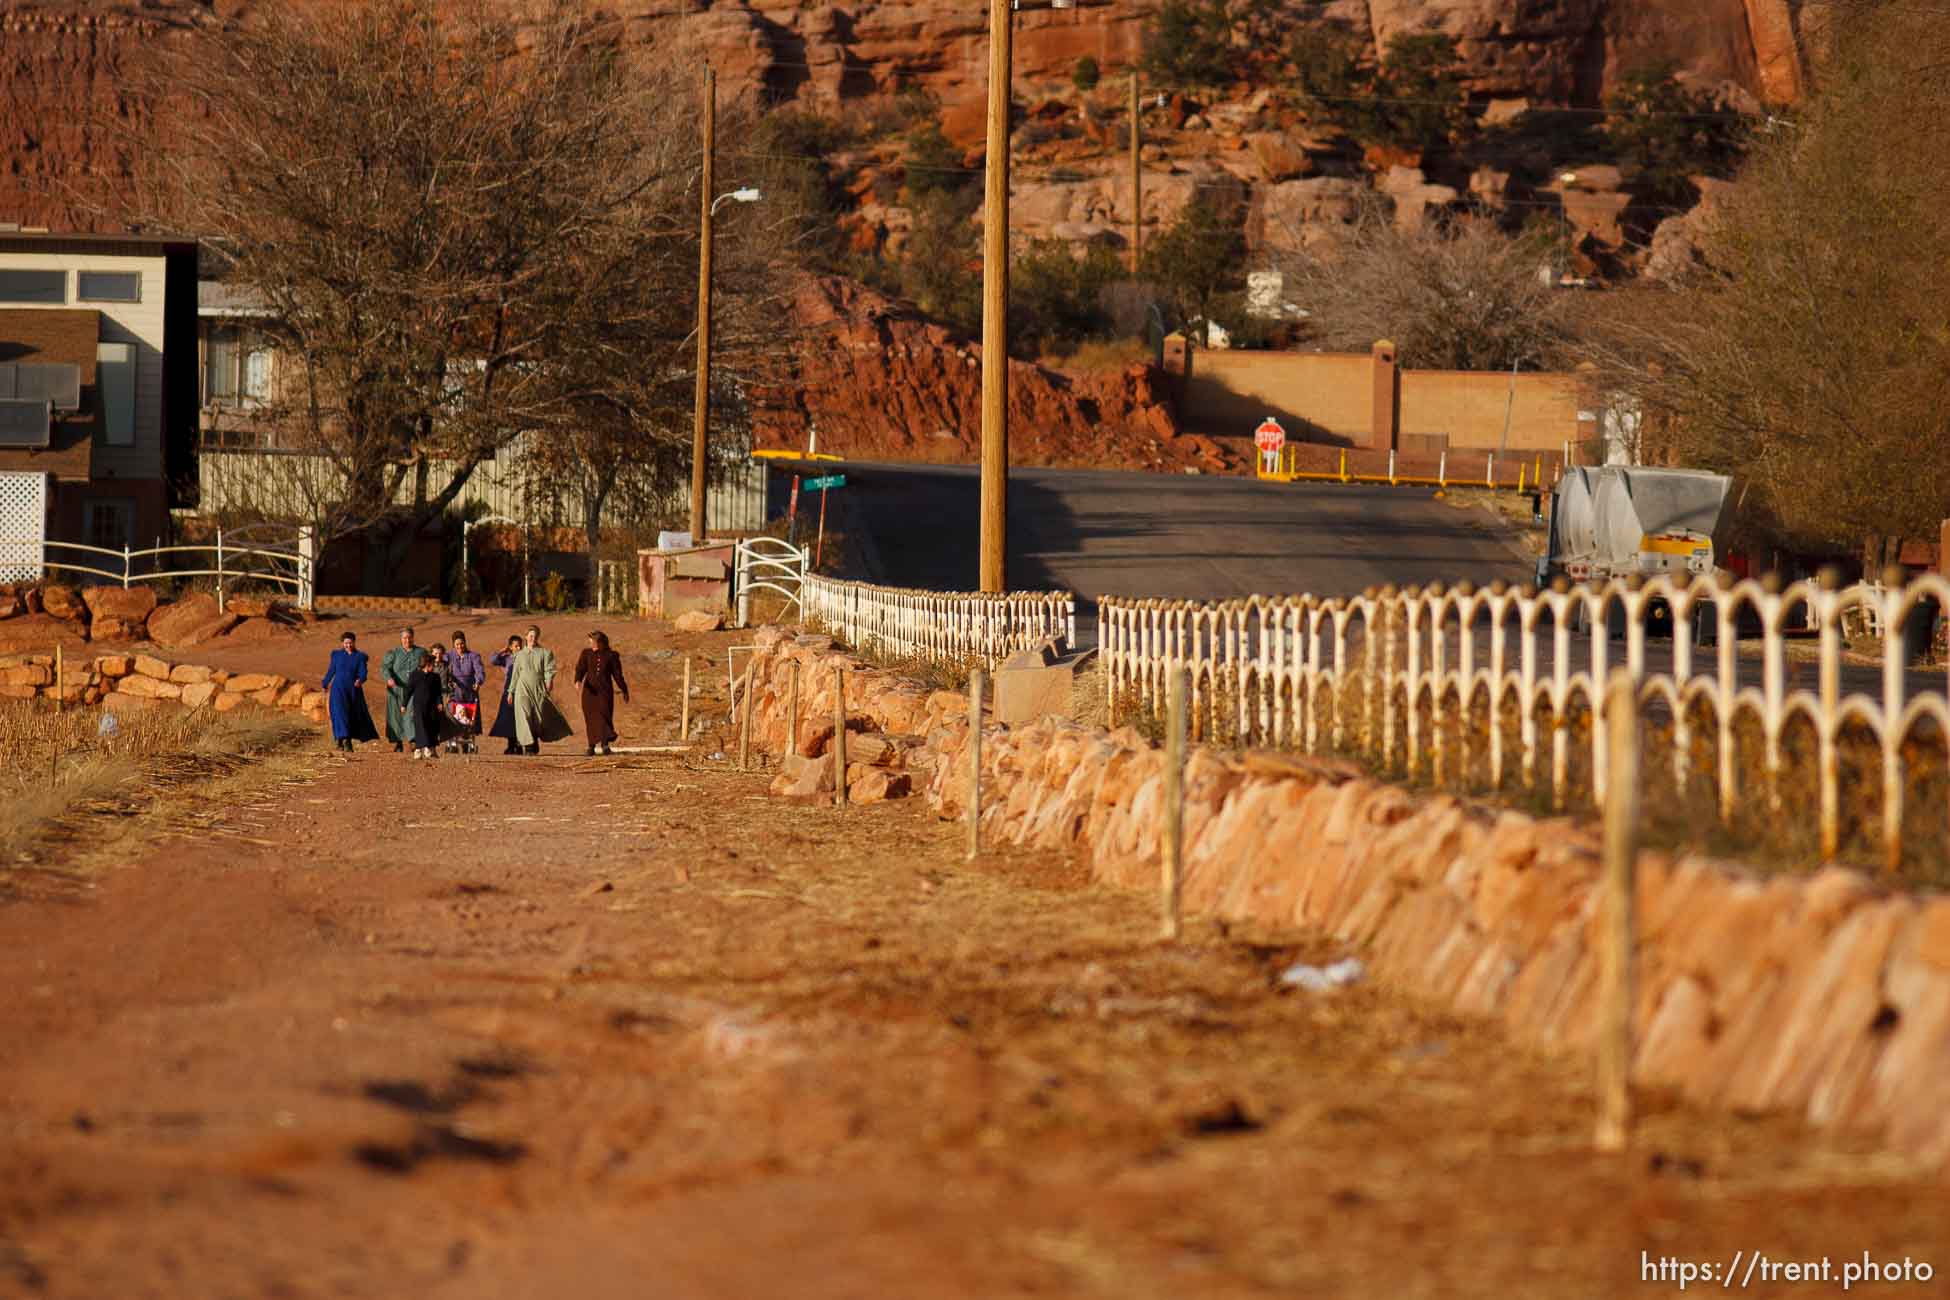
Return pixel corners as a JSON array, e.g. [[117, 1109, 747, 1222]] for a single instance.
[[1363, 32, 1468, 152], [902, 122, 969, 200], [1138, 198, 1245, 341], [899, 189, 983, 334], [1010, 239, 1128, 358], [1286, 23, 1365, 121], [1073, 55, 1101, 93], [1140, 0, 1235, 90], [1605, 62, 1748, 206]]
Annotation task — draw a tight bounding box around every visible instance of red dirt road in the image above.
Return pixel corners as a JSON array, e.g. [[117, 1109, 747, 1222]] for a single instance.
[[2, 616, 1947, 1298]]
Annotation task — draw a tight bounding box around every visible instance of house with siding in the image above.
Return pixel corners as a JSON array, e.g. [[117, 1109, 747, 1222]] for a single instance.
[[0, 232, 198, 565]]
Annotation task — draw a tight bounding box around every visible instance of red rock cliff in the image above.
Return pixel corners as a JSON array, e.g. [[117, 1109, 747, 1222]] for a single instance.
[[1, 0, 1809, 231]]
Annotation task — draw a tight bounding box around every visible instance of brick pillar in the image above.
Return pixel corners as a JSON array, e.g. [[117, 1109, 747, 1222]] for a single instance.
[[1162, 332, 1193, 404], [1370, 339, 1399, 451]]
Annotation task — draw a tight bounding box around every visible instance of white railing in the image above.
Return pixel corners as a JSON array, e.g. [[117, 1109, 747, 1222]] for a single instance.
[[801, 575, 1075, 669], [1102, 574, 1950, 873], [7, 529, 316, 610], [735, 537, 809, 628]]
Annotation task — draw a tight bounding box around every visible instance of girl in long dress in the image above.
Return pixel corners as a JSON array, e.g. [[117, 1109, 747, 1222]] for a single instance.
[[321, 631, 379, 752], [488, 634, 524, 755], [574, 629, 630, 756], [406, 650, 446, 760]]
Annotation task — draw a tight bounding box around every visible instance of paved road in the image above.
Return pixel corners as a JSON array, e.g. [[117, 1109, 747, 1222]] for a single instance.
[[824, 462, 1532, 610]]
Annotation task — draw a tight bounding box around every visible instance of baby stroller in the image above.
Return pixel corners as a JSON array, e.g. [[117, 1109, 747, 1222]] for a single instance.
[[445, 699, 480, 754]]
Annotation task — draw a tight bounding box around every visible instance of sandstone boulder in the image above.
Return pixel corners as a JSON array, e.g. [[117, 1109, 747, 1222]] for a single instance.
[[40, 584, 83, 621], [117, 674, 182, 700], [100, 690, 161, 714], [276, 682, 307, 708], [674, 608, 726, 633], [0, 594, 21, 619], [225, 673, 284, 695], [169, 664, 214, 684], [82, 585, 158, 624], [1248, 132, 1314, 182], [88, 616, 146, 643], [769, 752, 836, 803], [94, 655, 132, 677], [849, 768, 912, 804], [226, 595, 275, 618], [213, 691, 246, 713], [132, 654, 172, 680], [179, 681, 219, 708], [226, 616, 296, 643], [174, 614, 244, 647], [300, 691, 328, 713], [146, 593, 222, 646], [0, 663, 50, 688]]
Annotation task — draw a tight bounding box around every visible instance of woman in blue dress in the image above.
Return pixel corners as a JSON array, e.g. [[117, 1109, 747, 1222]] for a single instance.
[[487, 633, 524, 755], [321, 630, 380, 752]]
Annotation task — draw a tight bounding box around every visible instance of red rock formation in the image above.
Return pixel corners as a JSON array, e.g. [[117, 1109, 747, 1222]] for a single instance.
[[755, 274, 1220, 471], [0, 0, 1807, 231]]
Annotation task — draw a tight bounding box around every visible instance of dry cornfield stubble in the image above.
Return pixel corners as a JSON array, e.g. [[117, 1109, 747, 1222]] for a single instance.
[[0, 699, 318, 873]]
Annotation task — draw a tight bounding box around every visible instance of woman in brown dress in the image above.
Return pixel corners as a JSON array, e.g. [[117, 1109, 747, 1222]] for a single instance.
[[574, 629, 629, 756]]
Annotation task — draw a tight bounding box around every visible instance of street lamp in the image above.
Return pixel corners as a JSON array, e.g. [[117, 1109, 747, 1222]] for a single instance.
[[689, 62, 764, 543]]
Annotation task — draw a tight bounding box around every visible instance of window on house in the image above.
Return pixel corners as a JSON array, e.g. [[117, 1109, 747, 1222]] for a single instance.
[[84, 499, 134, 551], [97, 343, 135, 446], [204, 324, 271, 406], [77, 271, 141, 303], [0, 269, 65, 304]]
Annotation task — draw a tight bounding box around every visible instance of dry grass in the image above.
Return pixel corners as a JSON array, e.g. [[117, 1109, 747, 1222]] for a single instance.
[[1046, 337, 1152, 373], [0, 699, 317, 874]]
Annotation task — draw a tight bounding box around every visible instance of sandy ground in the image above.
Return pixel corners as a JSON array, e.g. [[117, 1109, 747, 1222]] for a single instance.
[[2, 613, 1947, 1299]]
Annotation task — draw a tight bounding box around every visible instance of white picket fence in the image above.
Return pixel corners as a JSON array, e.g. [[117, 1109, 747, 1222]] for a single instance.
[[1101, 575, 1950, 873], [801, 575, 1075, 669], [7, 529, 316, 610]]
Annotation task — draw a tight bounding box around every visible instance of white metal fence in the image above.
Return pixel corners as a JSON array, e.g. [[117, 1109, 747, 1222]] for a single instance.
[[735, 537, 808, 628], [801, 575, 1076, 669], [5, 529, 316, 609], [1102, 575, 1950, 873]]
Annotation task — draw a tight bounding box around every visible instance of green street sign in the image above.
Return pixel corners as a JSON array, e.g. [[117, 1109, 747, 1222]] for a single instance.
[[803, 474, 846, 492]]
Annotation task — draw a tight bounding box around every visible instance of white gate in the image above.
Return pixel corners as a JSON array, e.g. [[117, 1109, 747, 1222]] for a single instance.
[[0, 471, 48, 583], [733, 536, 808, 628]]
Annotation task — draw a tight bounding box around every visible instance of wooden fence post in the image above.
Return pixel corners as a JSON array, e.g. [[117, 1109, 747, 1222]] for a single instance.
[[967, 669, 985, 860], [786, 662, 800, 759], [738, 661, 755, 770], [833, 667, 848, 807], [1161, 666, 1188, 941], [54, 643, 62, 714], [679, 657, 692, 742], [1596, 668, 1639, 1152]]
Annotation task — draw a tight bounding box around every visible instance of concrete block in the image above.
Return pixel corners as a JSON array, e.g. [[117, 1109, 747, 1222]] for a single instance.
[[993, 645, 1095, 726]]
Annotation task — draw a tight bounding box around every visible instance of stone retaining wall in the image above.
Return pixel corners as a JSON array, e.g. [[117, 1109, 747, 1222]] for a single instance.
[[739, 625, 1950, 1174], [0, 651, 330, 725]]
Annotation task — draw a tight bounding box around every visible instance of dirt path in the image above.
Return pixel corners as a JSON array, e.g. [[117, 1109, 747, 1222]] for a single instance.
[[2, 628, 1947, 1298]]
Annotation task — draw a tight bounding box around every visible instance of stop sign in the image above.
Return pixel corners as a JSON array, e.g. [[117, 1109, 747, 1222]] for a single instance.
[[1254, 418, 1286, 453]]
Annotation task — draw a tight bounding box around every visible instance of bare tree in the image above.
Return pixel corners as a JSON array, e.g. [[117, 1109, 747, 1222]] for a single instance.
[[1576, 5, 1950, 552], [1270, 201, 1576, 371], [129, 0, 790, 591]]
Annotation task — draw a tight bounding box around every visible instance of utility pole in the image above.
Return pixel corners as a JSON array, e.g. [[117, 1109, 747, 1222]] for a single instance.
[[978, 0, 1011, 593], [1129, 71, 1142, 274], [689, 65, 716, 543]]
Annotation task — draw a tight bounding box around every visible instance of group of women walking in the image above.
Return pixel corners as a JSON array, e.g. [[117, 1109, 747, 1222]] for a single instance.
[[322, 624, 631, 758]]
